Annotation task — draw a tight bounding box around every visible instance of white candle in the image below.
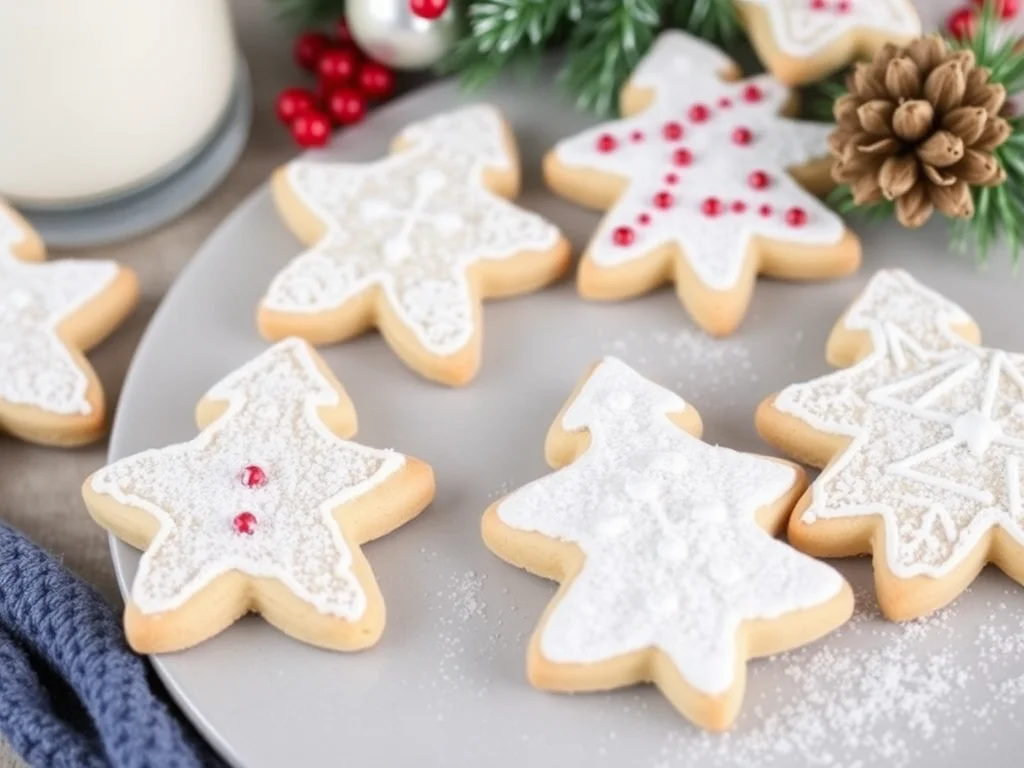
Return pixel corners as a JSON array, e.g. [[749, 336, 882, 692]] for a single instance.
[[0, 0, 238, 206]]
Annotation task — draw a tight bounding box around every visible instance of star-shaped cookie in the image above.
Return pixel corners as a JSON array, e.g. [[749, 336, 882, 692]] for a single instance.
[[261, 105, 571, 386], [757, 269, 1024, 621], [737, 0, 921, 86], [83, 339, 435, 653], [544, 31, 860, 337], [484, 358, 852, 730], [0, 200, 137, 446]]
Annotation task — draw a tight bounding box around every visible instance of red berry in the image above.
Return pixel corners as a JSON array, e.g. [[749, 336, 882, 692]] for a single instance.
[[318, 47, 359, 83], [596, 133, 618, 153], [664, 173, 680, 185], [327, 87, 367, 125], [612, 226, 635, 246], [973, 0, 1019, 18], [654, 191, 675, 209], [743, 84, 764, 103], [731, 201, 748, 213], [232, 511, 258, 535], [701, 197, 723, 217], [358, 61, 395, 100], [748, 170, 771, 189], [786, 207, 808, 227], [732, 127, 754, 145], [294, 32, 331, 72], [947, 8, 976, 40], [673, 148, 694, 166], [688, 104, 711, 123], [240, 465, 267, 488], [291, 111, 332, 147], [759, 204, 774, 217], [335, 18, 353, 44], [409, 0, 448, 19], [637, 213, 652, 226], [630, 130, 645, 142], [275, 88, 318, 125], [663, 121, 684, 141]]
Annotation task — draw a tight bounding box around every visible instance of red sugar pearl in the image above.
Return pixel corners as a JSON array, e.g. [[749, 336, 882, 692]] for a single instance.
[[654, 191, 675, 209], [241, 464, 267, 488], [748, 170, 771, 189], [673, 148, 694, 166], [688, 104, 711, 123], [718, 97, 733, 108], [837, 0, 851, 11], [637, 213, 652, 226], [731, 201, 748, 213], [810, 0, 826, 8], [732, 127, 753, 145], [613, 226, 636, 246], [233, 512, 258, 536], [663, 121, 684, 141], [597, 133, 618, 153], [664, 172, 680, 185], [786, 207, 808, 227], [743, 85, 764, 103], [630, 130, 645, 142], [759, 204, 774, 217], [701, 197, 724, 217]]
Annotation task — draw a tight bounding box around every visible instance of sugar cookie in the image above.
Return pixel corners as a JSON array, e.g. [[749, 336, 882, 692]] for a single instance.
[[756, 269, 1024, 621], [0, 200, 138, 446], [82, 338, 435, 653], [544, 31, 861, 337], [484, 357, 853, 730], [737, 0, 921, 86], [262, 105, 571, 386]]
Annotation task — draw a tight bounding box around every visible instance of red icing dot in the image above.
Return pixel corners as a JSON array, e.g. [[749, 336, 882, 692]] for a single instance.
[[654, 191, 675, 209], [662, 121, 684, 141], [732, 127, 753, 146], [718, 97, 733, 108], [233, 511, 258, 535], [701, 197, 724, 217], [688, 104, 711, 123], [630, 130, 645, 142], [613, 226, 636, 246], [673, 148, 694, 166], [759, 204, 774, 217], [837, 0, 851, 11], [240, 465, 267, 488], [748, 170, 771, 189], [743, 85, 764, 103], [637, 213, 652, 226], [596, 133, 617, 153], [810, 0, 827, 8], [664, 172, 680, 185], [786, 207, 809, 227], [731, 201, 748, 213]]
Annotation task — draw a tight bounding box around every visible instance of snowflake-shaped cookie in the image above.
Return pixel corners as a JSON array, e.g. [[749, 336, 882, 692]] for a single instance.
[[261, 105, 570, 386], [83, 339, 435, 653], [738, 0, 921, 85], [0, 201, 137, 446], [758, 269, 1024, 621], [545, 31, 860, 337], [484, 357, 852, 730]]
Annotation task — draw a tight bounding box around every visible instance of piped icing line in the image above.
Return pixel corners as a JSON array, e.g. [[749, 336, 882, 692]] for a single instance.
[[263, 105, 561, 357], [90, 338, 405, 617], [742, 0, 921, 58], [775, 269, 1024, 579], [0, 204, 118, 416], [497, 357, 845, 695], [551, 31, 846, 292]]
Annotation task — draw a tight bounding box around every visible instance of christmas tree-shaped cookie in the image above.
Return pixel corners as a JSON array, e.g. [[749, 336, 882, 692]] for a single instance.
[[484, 358, 852, 730], [0, 200, 137, 445], [83, 339, 435, 653], [758, 269, 1024, 621], [262, 105, 571, 386], [544, 31, 861, 337]]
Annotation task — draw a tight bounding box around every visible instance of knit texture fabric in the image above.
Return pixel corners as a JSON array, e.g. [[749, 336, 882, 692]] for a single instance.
[[0, 522, 212, 767]]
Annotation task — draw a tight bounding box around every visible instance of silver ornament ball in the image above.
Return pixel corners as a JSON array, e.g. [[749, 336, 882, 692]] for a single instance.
[[346, 0, 458, 71]]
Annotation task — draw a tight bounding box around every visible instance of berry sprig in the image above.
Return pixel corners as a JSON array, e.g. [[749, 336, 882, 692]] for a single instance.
[[276, 19, 397, 148], [947, 0, 1020, 40]]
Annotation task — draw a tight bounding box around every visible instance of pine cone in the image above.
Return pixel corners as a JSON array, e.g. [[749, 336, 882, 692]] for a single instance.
[[830, 35, 1011, 228]]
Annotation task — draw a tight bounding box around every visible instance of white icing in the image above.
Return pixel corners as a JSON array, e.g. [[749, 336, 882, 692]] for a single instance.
[[264, 105, 561, 356], [744, 0, 920, 58], [497, 357, 845, 695], [776, 270, 1024, 579], [90, 339, 406, 617], [0, 205, 118, 416], [553, 31, 845, 292]]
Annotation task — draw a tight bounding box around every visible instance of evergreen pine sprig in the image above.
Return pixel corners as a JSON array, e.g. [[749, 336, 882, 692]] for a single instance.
[[268, 0, 344, 26]]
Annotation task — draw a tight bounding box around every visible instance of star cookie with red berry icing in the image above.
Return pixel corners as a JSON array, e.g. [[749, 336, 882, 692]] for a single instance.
[[757, 269, 1024, 621], [737, 0, 921, 86], [484, 357, 852, 730], [544, 31, 861, 337], [0, 200, 138, 446], [82, 338, 435, 653]]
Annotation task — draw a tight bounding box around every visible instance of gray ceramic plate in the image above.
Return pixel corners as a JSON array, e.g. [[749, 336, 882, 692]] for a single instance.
[[108, 64, 1024, 768]]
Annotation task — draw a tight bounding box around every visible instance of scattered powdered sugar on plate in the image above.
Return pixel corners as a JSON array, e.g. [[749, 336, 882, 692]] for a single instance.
[[603, 328, 753, 385]]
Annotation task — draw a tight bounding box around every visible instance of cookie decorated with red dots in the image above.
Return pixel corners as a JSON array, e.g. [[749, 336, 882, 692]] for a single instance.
[[544, 31, 861, 337], [82, 338, 435, 653], [737, 0, 921, 86]]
